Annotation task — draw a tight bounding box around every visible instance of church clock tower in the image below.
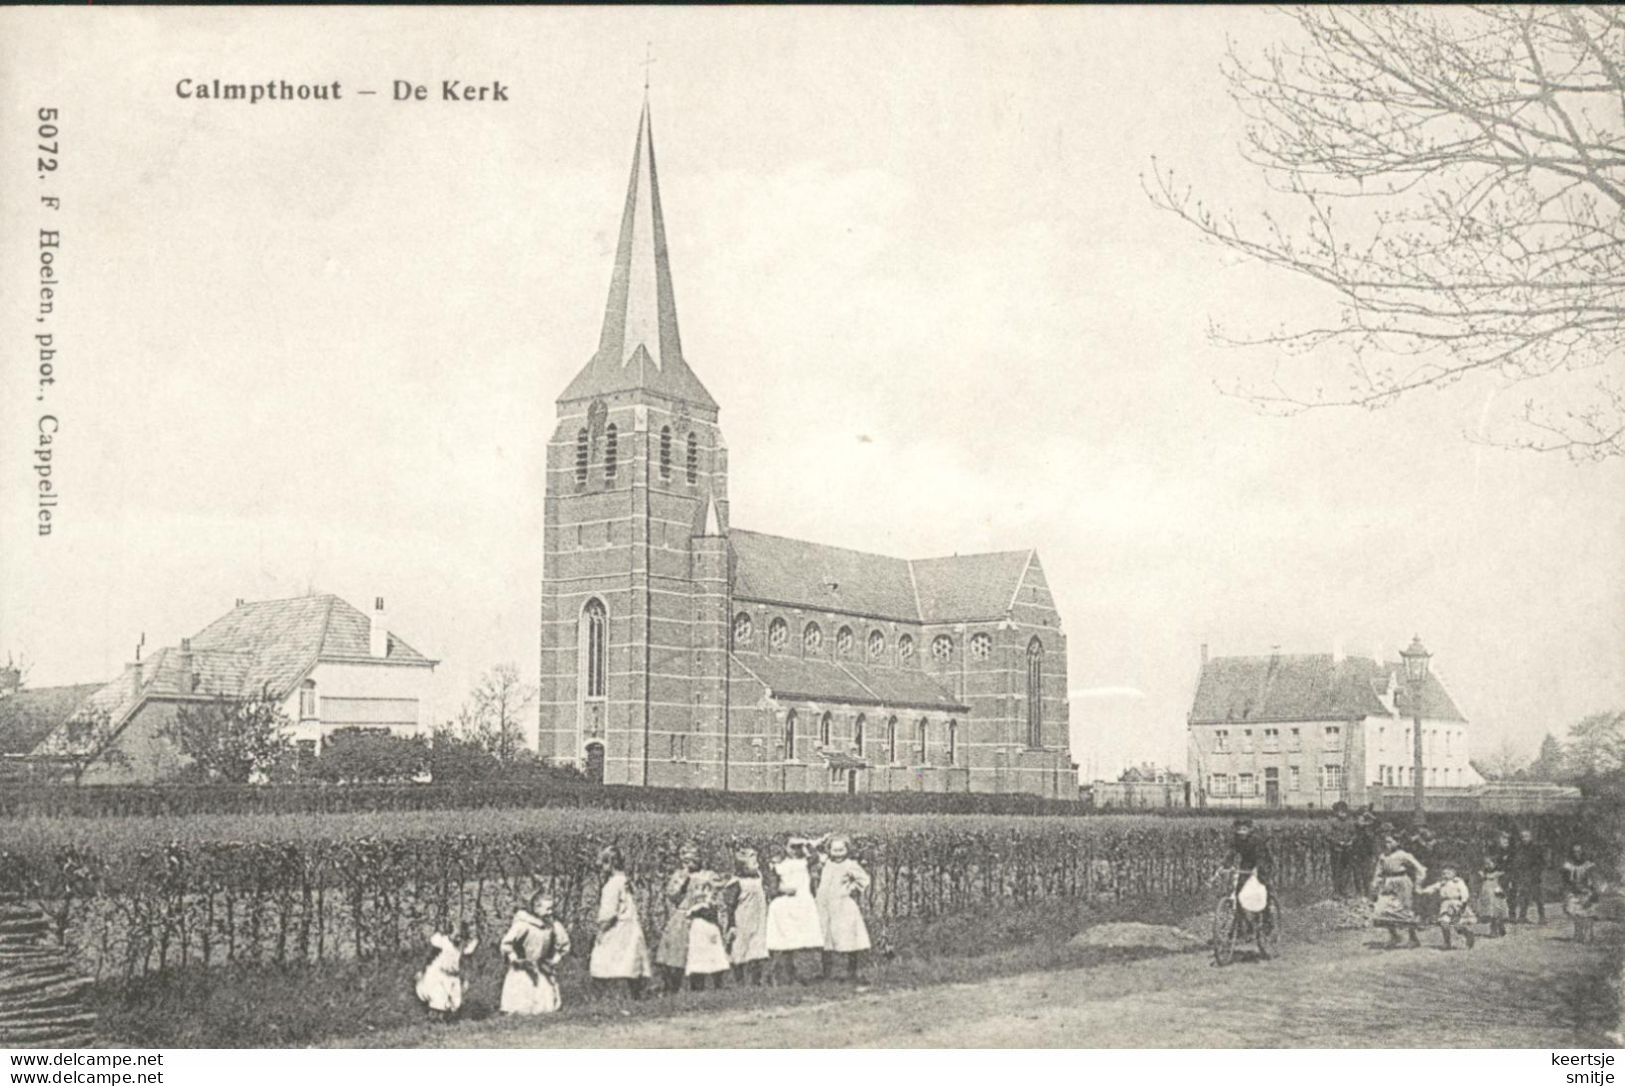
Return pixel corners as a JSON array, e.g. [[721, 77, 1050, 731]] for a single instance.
[[537, 99, 732, 787]]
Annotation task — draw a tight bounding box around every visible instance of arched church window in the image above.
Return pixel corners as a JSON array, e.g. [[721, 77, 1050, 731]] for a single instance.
[[947, 720, 958, 765], [605, 424, 619, 480], [785, 710, 797, 760], [819, 712, 832, 747], [803, 623, 823, 654], [931, 635, 953, 661], [867, 630, 885, 658], [732, 612, 753, 648], [854, 714, 866, 752], [686, 432, 698, 484], [898, 635, 915, 661], [582, 599, 607, 699], [836, 626, 854, 657], [887, 716, 899, 762], [768, 618, 788, 653], [916, 719, 929, 764], [659, 426, 672, 480], [970, 633, 992, 660], [574, 429, 589, 486], [1026, 638, 1044, 748]]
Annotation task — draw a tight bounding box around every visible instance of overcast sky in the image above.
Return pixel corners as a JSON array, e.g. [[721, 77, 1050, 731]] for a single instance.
[[2, 7, 1621, 780]]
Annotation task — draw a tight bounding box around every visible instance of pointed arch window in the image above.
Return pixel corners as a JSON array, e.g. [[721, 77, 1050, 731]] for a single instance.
[[854, 714, 866, 753], [785, 710, 798, 761], [767, 617, 788, 654], [574, 429, 589, 486], [582, 599, 608, 699], [732, 612, 753, 649], [819, 712, 833, 747], [836, 626, 855, 657], [867, 630, 886, 658], [803, 623, 823, 655], [887, 716, 898, 763], [1026, 637, 1044, 748], [916, 718, 929, 764], [947, 719, 958, 765], [604, 423, 619, 480], [659, 426, 672, 480], [898, 635, 914, 661], [686, 432, 698, 484]]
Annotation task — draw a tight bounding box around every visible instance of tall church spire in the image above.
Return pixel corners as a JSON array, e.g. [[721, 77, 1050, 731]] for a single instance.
[[560, 98, 716, 409]]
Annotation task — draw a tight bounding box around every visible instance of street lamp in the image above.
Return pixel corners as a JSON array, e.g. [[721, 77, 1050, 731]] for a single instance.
[[1400, 635, 1432, 816]]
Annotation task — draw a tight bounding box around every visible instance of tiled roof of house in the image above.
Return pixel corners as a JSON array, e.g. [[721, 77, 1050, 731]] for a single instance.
[[0, 684, 102, 756], [729, 530, 1036, 627], [912, 550, 1032, 622], [1189, 653, 1466, 725], [731, 653, 966, 713]]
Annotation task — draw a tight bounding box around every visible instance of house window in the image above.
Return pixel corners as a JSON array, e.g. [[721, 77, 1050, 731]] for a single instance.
[[1320, 764, 1343, 791], [819, 712, 833, 748], [868, 630, 886, 658], [898, 635, 914, 661], [298, 679, 317, 721], [768, 618, 788, 653], [970, 633, 992, 660], [887, 716, 898, 763], [785, 711, 797, 761], [931, 635, 953, 661], [803, 623, 822, 654], [604, 423, 618, 480], [1214, 729, 1229, 753], [1240, 729, 1254, 753], [574, 428, 589, 485], [1445, 730, 1452, 756], [836, 626, 854, 657], [685, 432, 698, 484], [1210, 773, 1230, 797], [582, 599, 607, 699], [916, 719, 929, 764], [1026, 638, 1044, 747], [732, 612, 753, 648], [1325, 725, 1342, 750], [1289, 727, 1301, 751], [1262, 727, 1279, 752], [854, 714, 866, 752], [1288, 765, 1300, 791], [659, 426, 672, 480], [947, 720, 958, 765], [1238, 772, 1256, 797]]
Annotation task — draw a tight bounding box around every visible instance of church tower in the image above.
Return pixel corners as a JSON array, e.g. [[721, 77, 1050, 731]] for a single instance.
[[538, 100, 732, 787]]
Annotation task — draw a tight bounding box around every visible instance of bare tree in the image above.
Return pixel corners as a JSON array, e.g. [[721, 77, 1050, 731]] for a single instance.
[[1148, 6, 1625, 459], [159, 686, 294, 783], [1472, 734, 1530, 781], [449, 664, 537, 764], [33, 705, 129, 785]]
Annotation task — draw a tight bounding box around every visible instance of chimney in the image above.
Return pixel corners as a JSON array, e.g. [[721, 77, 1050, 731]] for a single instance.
[[1199, 643, 1209, 667], [127, 659, 144, 699], [369, 597, 388, 658], [235, 598, 245, 608], [178, 637, 194, 694]]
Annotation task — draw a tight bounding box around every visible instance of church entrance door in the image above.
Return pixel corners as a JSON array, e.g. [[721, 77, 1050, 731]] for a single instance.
[[585, 742, 605, 785]]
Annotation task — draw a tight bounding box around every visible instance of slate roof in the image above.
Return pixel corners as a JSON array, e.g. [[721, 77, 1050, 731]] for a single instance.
[[729, 529, 1035, 626], [1189, 654, 1466, 725], [559, 102, 717, 410], [0, 684, 102, 756], [732, 653, 966, 713]]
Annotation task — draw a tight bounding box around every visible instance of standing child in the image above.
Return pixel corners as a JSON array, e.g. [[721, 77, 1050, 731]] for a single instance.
[[1477, 854, 1510, 937], [683, 861, 733, 991], [588, 845, 652, 999], [499, 894, 571, 1015], [655, 841, 702, 994], [1560, 844, 1601, 945], [1417, 866, 1477, 949], [812, 834, 872, 983], [765, 837, 825, 985], [414, 922, 478, 1018], [724, 847, 769, 986]]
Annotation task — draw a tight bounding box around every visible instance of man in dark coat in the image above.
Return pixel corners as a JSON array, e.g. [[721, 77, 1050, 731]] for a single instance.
[[1405, 819, 1440, 924], [1327, 802, 1359, 899], [1512, 826, 1546, 923]]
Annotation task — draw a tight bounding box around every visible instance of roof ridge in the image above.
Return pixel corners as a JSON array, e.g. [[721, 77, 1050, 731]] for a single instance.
[[729, 527, 908, 564], [912, 548, 1034, 564]]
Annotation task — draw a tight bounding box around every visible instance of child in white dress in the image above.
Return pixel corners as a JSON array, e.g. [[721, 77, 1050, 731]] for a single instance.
[[724, 847, 769, 986], [499, 894, 571, 1015], [415, 922, 478, 1017], [813, 835, 872, 982], [1418, 866, 1477, 950], [765, 837, 825, 985], [589, 846, 652, 999]]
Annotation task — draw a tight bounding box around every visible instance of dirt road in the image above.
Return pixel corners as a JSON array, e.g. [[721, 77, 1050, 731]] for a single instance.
[[391, 920, 1621, 1048]]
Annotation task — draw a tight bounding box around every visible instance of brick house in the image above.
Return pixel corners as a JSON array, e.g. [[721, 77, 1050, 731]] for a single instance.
[[1186, 647, 1481, 810], [8, 595, 436, 782], [536, 101, 1074, 796]]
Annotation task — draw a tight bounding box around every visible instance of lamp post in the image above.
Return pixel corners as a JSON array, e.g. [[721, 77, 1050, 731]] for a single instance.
[[1400, 635, 1432, 816]]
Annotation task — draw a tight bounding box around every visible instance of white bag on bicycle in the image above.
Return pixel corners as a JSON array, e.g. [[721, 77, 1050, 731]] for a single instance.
[[1238, 875, 1268, 913]]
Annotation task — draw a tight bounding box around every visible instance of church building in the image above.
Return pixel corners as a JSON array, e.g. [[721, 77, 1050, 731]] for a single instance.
[[537, 100, 1074, 796]]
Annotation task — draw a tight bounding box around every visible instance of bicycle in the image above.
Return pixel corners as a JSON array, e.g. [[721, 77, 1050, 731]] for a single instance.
[[1210, 865, 1283, 966]]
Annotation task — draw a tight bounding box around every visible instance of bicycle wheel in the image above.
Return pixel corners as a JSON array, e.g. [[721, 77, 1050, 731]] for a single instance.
[[1257, 899, 1282, 959], [1212, 897, 1237, 966]]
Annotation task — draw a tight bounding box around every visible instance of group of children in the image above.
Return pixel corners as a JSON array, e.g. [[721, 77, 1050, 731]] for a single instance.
[[1369, 825, 1605, 950], [412, 833, 873, 1020]]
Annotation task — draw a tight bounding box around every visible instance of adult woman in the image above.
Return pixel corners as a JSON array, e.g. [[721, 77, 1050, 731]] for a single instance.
[[1560, 844, 1601, 944], [588, 845, 652, 998], [499, 893, 571, 1015], [1370, 833, 1427, 949]]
